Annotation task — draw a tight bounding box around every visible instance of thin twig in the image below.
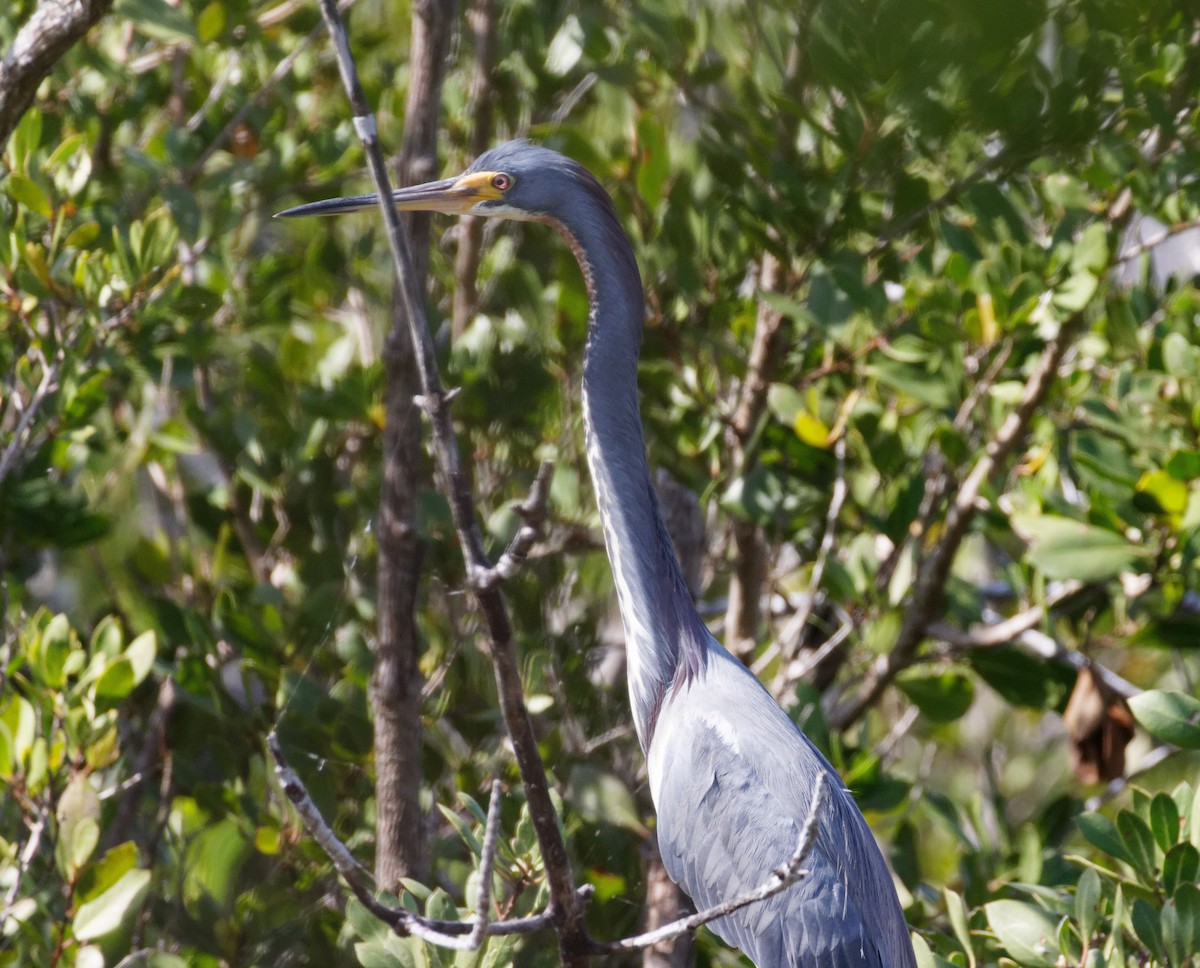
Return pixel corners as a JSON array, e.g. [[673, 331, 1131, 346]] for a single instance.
[[476, 461, 555, 590], [304, 5, 588, 959], [268, 732, 563, 947], [467, 779, 503, 947], [593, 774, 828, 953], [759, 432, 850, 692], [0, 355, 60, 487], [926, 580, 1085, 650]]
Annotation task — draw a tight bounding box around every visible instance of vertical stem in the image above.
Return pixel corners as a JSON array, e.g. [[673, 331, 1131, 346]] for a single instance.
[[312, 5, 589, 961], [371, 0, 457, 889]]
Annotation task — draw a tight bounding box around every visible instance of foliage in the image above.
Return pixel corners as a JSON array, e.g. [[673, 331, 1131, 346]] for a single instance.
[[3, 0, 1200, 965]]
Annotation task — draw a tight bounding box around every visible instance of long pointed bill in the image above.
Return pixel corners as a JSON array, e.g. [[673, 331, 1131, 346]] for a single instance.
[[275, 171, 504, 219]]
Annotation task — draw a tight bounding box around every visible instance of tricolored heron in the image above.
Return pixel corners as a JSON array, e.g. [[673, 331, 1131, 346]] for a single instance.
[[279, 140, 917, 968]]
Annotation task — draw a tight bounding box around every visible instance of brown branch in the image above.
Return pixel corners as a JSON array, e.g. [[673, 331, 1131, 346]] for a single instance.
[[926, 580, 1084, 651], [268, 734, 569, 946], [370, 0, 456, 895], [0, 0, 114, 145], [309, 4, 589, 962], [724, 250, 788, 656], [830, 314, 1083, 729]]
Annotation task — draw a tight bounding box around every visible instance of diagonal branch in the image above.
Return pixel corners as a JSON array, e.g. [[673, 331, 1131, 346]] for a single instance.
[[305, 3, 589, 962], [830, 314, 1083, 729], [267, 733, 572, 947]]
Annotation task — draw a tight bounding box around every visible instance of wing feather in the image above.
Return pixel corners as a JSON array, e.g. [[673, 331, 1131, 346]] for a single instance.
[[650, 651, 914, 968]]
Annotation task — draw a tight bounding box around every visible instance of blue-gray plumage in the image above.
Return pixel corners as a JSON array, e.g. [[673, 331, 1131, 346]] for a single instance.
[[279, 140, 917, 968]]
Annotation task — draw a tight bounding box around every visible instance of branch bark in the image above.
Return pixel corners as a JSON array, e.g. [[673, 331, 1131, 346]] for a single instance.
[[724, 250, 789, 657], [0, 0, 114, 146], [309, 4, 590, 961], [371, 0, 457, 890]]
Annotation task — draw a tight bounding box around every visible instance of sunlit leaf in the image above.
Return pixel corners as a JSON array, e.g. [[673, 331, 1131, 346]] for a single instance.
[[984, 900, 1061, 968], [73, 868, 151, 940], [1129, 690, 1200, 749]]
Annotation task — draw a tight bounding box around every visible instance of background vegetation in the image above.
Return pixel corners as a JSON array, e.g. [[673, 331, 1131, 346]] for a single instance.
[[4, 0, 1200, 965]]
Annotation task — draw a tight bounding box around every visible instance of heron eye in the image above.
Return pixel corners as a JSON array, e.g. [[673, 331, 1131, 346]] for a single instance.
[[491, 173, 512, 191]]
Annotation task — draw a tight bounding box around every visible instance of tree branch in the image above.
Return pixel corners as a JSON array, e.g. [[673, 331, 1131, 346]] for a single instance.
[[830, 314, 1083, 729], [305, 4, 589, 961], [0, 0, 114, 146], [267, 733, 568, 947]]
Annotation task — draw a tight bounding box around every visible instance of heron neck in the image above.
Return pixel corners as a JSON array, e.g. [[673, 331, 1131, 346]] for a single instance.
[[551, 199, 710, 749]]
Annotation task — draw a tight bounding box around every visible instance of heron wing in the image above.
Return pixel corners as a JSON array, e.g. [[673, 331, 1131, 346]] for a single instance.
[[651, 653, 908, 968]]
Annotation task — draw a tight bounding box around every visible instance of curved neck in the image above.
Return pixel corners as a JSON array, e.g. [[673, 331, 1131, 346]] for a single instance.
[[547, 187, 709, 749]]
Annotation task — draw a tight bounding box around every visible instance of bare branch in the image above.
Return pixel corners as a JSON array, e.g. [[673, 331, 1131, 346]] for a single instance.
[[0, 0, 114, 145], [304, 5, 588, 960], [595, 774, 828, 954], [475, 461, 555, 591], [267, 733, 565, 947], [0, 352, 60, 488], [926, 580, 1085, 650]]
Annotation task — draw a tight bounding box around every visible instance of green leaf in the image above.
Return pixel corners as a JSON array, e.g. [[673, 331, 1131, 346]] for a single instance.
[[7, 173, 52, 219], [944, 886, 976, 967], [1135, 469, 1189, 518], [1129, 690, 1200, 748], [1072, 223, 1110, 273], [93, 657, 136, 702], [867, 359, 953, 408], [0, 696, 35, 770], [1166, 449, 1200, 480], [897, 668, 975, 723], [354, 942, 413, 968], [1013, 513, 1149, 581], [984, 899, 1061, 968], [90, 616, 124, 657], [1076, 812, 1135, 867], [1164, 842, 1200, 896], [567, 764, 647, 835], [966, 645, 1075, 711], [78, 842, 139, 904], [1053, 270, 1099, 312], [1131, 897, 1164, 961], [1117, 809, 1157, 876], [1075, 868, 1102, 942], [1150, 792, 1181, 853], [437, 803, 482, 858], [73, 868, 150, 940], [1163, 883, 1200, 967], [124, 631, 157, 688], [766, 383, 805, 424], [38, 613, 73, 687], [635, 115, 669, 211]]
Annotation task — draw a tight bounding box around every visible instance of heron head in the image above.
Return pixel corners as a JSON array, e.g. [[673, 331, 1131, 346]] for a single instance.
[[276, 139, 579, 223]]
